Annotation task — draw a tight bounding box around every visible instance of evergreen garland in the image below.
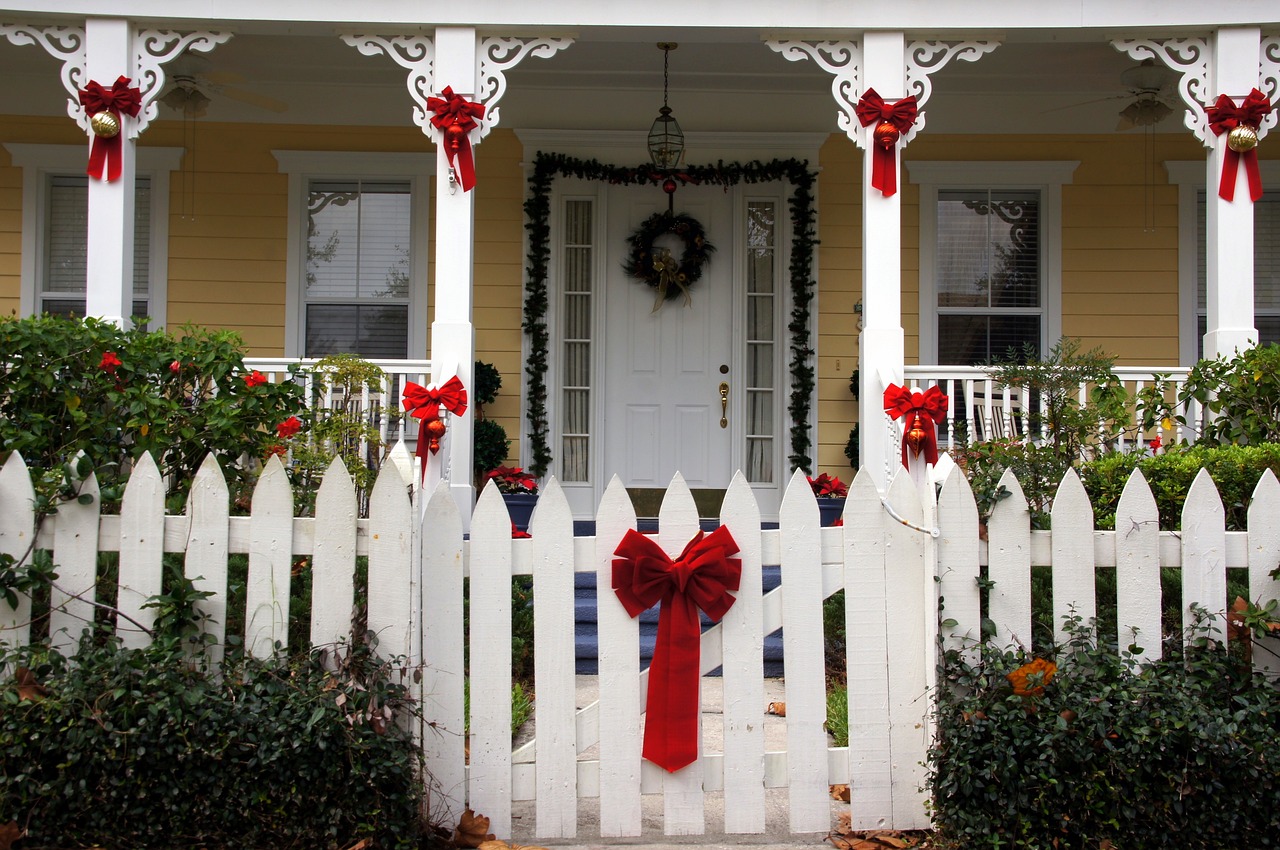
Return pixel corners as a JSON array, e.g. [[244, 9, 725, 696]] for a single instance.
[[522, 152, 819, 477]]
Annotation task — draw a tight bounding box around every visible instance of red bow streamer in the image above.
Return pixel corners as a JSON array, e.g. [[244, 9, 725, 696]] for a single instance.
[[854, 88, 918, 198], [1206, 89, 1275, 203], [884, 384, 949, 467], [427, 86, 485, 192], [403, 377, 469, 471], [78, 76, 141, 183], [613, 526, 741, 772]]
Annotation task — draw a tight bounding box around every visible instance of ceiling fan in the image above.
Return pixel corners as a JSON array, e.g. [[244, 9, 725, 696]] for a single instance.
[[1113, 59, 1179, 130], [159, 55, 288, 117]]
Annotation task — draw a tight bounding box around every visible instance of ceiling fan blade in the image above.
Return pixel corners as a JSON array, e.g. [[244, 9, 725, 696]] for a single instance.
[[1040, 93, 1130, 114], [216, 85, 288, 113], [203, 69, 247, 86]]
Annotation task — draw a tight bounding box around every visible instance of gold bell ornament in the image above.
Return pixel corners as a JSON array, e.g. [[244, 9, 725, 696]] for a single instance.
[[424, 416, 448, 455], [1228, 124, 1258, 153], [905, 413, 927, 457], [90, 110, 120, 139]]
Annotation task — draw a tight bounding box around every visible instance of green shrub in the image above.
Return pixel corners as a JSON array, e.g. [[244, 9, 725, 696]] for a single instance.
[[474, 418, 510, 480], [930, 613, 1280, 849], [825, 684, 848, 747], [1154, 343, 1280, 446]]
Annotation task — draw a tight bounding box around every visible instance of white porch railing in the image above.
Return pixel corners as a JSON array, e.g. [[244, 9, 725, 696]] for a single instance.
[[903, 364, 1199, 450]]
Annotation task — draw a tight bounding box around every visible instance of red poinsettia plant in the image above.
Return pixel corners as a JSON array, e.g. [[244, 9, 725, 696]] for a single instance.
[[807, 472, 848, 499], [484, 465, 539, 495]]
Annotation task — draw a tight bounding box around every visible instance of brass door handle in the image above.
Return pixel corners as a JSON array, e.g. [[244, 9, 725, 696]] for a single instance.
[[719, 382, 729, 429]]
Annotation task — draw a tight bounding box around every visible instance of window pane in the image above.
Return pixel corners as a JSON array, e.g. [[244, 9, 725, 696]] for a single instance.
[[1195, 192, 1280, 339], [306, 180, 410, 301], [560, 198, 593, 483], [747, 295, 773, 340], [939, 314, 1040, 365], [45, 176, 151, 309], [748, 342, 774, 388], [305, 304, 408, 358], [938, 191, 1039, 309]]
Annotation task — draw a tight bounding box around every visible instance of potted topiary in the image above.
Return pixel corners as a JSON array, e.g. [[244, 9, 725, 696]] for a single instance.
[[808, 472, 848, 527], [482, 465, 540, 531]]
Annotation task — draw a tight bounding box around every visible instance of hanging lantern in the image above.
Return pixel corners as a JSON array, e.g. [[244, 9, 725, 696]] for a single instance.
[[648, 43, 685, 169], [90, 110, 121, 138], [424, 416, 447, 456], [905, 413, 927, 457], [1228, 124, 1259, 153]]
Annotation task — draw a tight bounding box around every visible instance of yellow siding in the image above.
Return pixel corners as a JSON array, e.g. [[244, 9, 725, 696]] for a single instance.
[[0, 143, 19, 317]]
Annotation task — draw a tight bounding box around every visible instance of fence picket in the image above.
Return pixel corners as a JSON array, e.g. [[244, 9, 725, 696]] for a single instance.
[[246, 456, 293, 659], [845, 468, 891, 828], [49, 469, 100, 655], [1248, 470, 1280, 675], [0, 452, 36, 648], [1051, 469, 1095, 648], [883, 471, 930, 830], [779, 468, 829, 834], [1114, 469, 1160, 661], [1182, 468, 1226, 641], [468, 484, 514, 837], [531, 476, 578, 839], [988, 468, 1033, 649], [936, 467, 981, 652], [186, 455, 230, 666], [421, 480, 466, 826], [118, 453, 164, 648], [719, 472, 766, 834], [310, 456, 356, 649], [655, 472, 706, 836], [595, 475, 642, 838], [368, 459, 414, 663]]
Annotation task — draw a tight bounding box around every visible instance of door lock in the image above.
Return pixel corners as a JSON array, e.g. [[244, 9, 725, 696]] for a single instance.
[[719, 382, 729, 429]]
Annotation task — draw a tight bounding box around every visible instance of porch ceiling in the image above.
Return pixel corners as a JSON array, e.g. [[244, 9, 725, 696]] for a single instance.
[[0, 26, 1201, 136]]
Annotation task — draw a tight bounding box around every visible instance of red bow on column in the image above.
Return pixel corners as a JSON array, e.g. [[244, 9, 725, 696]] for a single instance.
[[854, 88, 918, 198], [1206, 88, 1275, 203], [78, 76, 142, 182], [427, 86, 486, 192], [613, 526, 741, 772], [884, 384, 949, 467], [403, 377, 469, 471]]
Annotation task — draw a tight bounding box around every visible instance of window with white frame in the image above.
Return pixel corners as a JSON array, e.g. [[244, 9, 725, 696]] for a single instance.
[[911, 161, 1076, 366], [273, 151, 431, 359], [1194, 191, 1280, 353], [4, 143, 180, 326], [559, 197, 594, 483], [745, 198, 778, 484]]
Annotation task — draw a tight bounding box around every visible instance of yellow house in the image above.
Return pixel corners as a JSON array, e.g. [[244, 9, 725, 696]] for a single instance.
[[1, 4, 1277, 520]]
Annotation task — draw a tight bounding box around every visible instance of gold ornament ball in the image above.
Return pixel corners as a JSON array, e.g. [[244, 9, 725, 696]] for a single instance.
[[1228, 124, 1258, 153], [90, 110, 120, 138]]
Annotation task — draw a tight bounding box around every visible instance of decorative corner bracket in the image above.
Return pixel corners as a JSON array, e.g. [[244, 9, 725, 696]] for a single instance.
[[1113, 38, 1213, 146], [133, 30, 232, 137], [477, 37, 572, 141], [341, 34, 436, 135], [0, 24, 86, 129], [1261, 37, 1280, 138], [766, 40, 862, 141], [904, 40, 999, 144]]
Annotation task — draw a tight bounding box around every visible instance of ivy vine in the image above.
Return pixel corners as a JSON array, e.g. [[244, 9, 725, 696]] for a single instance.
[[522, 152, 819, 477]]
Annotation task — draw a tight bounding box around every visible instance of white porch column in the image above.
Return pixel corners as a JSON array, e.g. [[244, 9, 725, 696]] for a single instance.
[[1204, 26, 1262, 358], [857, 32, 908, 491], [432, 26, 480, 523], [84, 18, 136, 327]]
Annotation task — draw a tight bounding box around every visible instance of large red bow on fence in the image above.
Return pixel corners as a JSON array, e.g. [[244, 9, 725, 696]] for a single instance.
[[884, 384, 948, 467], [1206, 88, 1275, 203], [855, 88, 918, 198], [78, 76, 141, 182], [427, 86, 485, 192], [613, 526, 741, 772]]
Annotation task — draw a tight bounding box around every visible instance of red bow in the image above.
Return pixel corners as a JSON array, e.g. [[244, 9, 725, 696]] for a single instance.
[[613, 526, 741, 773], [854, 88, 918, 198], [78, 76, 142, 182], [427, 86, 485, 192], [402, 376, 468, 421], [1206, 89, 1275, 203], [884, 383, 949, 467]]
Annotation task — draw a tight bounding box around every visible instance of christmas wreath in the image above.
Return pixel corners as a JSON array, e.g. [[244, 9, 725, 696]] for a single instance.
[[624, 212, 715, 307]]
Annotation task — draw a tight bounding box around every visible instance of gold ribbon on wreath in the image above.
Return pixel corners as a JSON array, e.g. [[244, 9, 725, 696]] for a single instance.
[[651, 247, 693, 312]]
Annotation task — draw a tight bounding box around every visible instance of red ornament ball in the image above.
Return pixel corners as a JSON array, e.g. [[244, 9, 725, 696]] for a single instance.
[[874, 121, 900, 151], [662, 177, 678, 194], [444, 123, 467, 154]]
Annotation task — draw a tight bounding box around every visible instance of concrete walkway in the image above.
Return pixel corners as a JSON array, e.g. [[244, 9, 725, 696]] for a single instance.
[[506, 676, 841, 849]]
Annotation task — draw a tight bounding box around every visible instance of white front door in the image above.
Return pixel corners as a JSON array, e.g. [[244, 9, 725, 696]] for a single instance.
[[602, 185, 736, 492]]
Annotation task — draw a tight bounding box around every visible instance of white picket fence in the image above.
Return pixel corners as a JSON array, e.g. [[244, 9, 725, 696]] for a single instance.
[[2, 450, 1279, 838]]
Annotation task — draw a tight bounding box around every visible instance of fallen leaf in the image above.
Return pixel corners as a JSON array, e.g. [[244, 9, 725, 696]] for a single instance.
[[0, 822, 23, 850], [477, 842, 510, 850], [830, 783, 851, 802], [340, 840, 372, 850], [766, 701, 786, 716], [1006, 657, 1056, 697], [453, 809, 495, 848], [15, 667, 46, 702]]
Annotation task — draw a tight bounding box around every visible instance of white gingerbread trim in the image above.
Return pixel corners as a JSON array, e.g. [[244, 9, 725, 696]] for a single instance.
[[132, 30, 232, 138], [341, 34, 436, 135], [1113, 38, 1213, 146], [0, 24, 86, 129], [476, 36, 572, 141], [903, 40, 1000, 143], [765, 40, 862, 142], [1261, 36, 1280, 137]]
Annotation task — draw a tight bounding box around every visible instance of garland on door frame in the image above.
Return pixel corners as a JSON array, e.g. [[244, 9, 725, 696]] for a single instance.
[[522, 152, 819, 478]]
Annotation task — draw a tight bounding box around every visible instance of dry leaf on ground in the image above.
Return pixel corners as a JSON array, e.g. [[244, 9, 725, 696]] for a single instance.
[[0, 822, 23, 850], [830, 783, 851, 802], [14, 666, 47, 701], [453, 808, 495, 848], [766, 701, 786, 716], [339, 840, 372, 850]]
